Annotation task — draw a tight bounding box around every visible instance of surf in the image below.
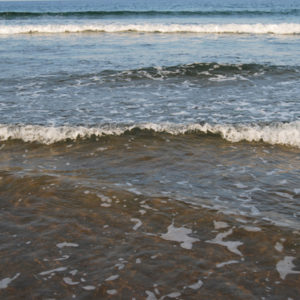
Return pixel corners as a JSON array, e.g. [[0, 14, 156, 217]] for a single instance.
[[1, 121, 299, 147], [1, 23, 299, 35]]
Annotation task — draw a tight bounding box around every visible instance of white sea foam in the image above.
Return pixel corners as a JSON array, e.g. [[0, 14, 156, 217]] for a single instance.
[[0, 23, 299, 35], [82, 285, 96, 291], [107, 289, 117, 295], [276, 256, 300, 280], [241, 226, 262, 232], [164, 292, 181, 298], [0, 121, 299, 147], [146, 291, 157, 300], [161, 223, 199, 249], [130, 218, 142, 231], [206, 228, 243, 256], [187, 280, 203, 290], [275, 242, 284, 252], [0, 273, 20, 289], [105, 274, 119, 281], [56, 242, 79, 248], [39, 267, 67, 276], [63, 277, 79, 285], [216, 260, 239, 268], [55, 255, 70, 261], [213, 220, 229, 229]]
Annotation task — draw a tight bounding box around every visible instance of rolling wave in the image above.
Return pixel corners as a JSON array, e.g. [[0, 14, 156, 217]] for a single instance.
[[24, 63, 295, 84], [0, 121, 299, 147], [99, 63, 299, 81], [0, 23, 299, 35], [1, 9, 300, 19], [4, 63, 297, 88]]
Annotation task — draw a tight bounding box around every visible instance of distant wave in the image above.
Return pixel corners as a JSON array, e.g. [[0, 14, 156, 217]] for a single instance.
[[1, 23, 299, 35], [97, 63, 299, 81], [0, 121, 299, 147], [5, 63, 298, 86], [1, 9, 300, 19], [23, 63, 296, 84]]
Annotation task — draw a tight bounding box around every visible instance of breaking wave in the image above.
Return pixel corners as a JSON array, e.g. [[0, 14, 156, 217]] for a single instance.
[[0, 23, 299, 35], [0, 121, 299, 147]]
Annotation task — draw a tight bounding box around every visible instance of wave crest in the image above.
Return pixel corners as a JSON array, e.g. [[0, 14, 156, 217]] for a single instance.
[[0, 122, 299, 147], [0, 23, 299, 35]]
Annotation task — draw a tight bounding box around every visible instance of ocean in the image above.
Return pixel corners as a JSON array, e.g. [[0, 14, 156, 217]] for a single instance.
[[0, 0, 299, 299]]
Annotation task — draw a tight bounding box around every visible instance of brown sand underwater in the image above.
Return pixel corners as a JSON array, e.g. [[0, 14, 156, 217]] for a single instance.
[[0, 135, 299, 299]]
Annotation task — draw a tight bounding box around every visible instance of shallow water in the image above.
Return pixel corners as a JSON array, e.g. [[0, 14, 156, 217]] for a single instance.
[[1, 134, 300, 229], [1, 135, 300, 299], [0, 156, 300, 299]]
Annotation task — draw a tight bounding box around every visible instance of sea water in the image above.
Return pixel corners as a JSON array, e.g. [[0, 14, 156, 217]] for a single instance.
[[0, 0, 299, 299]]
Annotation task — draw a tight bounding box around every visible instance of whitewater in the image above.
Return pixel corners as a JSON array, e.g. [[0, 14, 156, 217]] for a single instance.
[[0, 121, 300, 147], [1, 22, 300, 35]]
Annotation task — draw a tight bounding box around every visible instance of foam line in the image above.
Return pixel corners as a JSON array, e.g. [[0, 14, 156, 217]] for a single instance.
[[0, 121, 299, 147], [0, 23, 299, 35]]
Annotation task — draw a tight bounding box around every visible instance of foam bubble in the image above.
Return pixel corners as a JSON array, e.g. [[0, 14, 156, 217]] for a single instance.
[[275, 242, 284, 252], [187, 280, 203, 290], [63, 277, 79, 285], [165, 292, 181, 298], [234, 183, 248, 189], [56, 242, 79, 249], [276, 256, 300, 280], [242, 226, 261, 232], [216, 260, 239, 268], [161, 223, 199, 250], [55, 255, 70, 261], [206, 229, 243, 256], [83, 285, 96, 291], [294, 189, 300, 195], [130, 218, 142, 231], [0, 273, 20, 289], [39, 267, 67, 276], [105, 275, 119, 281], [127, 187, 142, 195], [69, 270, 78, 276], [146, 291, 157, 300], [114, 263, 125, 270], [213, 221, 229, 229]]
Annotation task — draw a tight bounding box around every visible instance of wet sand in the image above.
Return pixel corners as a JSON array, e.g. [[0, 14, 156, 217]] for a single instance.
[[0, 170, 299, 299]]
